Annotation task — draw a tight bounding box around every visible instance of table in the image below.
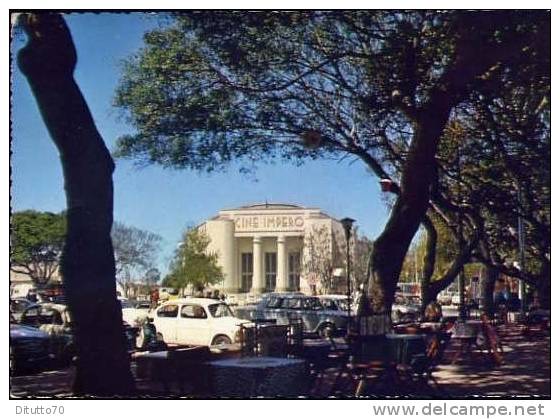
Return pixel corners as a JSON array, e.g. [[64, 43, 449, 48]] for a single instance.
[[208, 356, 307, 397]]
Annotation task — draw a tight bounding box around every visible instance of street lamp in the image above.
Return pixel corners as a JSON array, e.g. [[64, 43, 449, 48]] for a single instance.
[[340, 217, 355, 336]]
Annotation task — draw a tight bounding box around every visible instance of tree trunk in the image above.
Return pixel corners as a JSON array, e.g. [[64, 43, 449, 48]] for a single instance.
[[537, 259, 550, 309], [480, 263, 498, 318], [367, 107, 450, 318], [17, 13, 135, 396], [420, 216, 437, 312]]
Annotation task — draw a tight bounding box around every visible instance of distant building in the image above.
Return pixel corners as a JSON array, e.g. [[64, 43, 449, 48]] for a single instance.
[[199, 203, 356, 297], [9, 270, 62, 299]]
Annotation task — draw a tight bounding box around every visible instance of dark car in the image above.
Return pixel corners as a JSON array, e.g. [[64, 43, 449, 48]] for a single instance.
[[10, 321, 53, 373], [235, 293, 351, 337]]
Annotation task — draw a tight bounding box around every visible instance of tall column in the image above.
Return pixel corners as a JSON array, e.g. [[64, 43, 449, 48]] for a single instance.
[[276, 235, 288, 292], [205, 220, 238, 293], [250, 236, 264, 294]]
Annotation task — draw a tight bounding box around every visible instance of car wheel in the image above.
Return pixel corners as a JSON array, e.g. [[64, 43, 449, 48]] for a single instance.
[[211, 335, 232, 346], [318, 323, 335, 338]]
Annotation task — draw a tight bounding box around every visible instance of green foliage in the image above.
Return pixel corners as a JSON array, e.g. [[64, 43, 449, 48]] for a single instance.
[[11, 210, 66, 285], [436, 76, 550, 280], [420, 218, 457, 280], [114, 11, 548, 176], [164, 227, 223, 292], [114, 10, 549, 293]]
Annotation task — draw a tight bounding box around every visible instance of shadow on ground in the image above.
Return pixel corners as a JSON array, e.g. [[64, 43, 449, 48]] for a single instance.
[[10, 324, 550, 399]]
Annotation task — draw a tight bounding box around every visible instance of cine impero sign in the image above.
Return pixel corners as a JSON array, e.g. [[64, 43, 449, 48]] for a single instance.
[[234, 214, 305, 232]]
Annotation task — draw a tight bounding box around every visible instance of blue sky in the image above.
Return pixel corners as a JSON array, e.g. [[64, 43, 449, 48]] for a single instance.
[[11, 12, 392, 275]]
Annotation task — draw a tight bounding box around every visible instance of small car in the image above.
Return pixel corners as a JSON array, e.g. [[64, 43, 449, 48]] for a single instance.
[[152, 298, 247, 346], [236, 293, 351, 337], [10, 320, 53, 373], [121, 300, 152, 327]]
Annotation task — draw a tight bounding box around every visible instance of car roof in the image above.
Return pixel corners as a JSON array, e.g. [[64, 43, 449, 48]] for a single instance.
[[161, 297, 224, 306], [264, 292, 306, 298]]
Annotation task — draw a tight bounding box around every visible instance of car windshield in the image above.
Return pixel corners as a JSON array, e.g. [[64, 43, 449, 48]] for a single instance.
[[208, 303, 234, 318], [336, 299, 350, 311], [302, 298, 323, 310]]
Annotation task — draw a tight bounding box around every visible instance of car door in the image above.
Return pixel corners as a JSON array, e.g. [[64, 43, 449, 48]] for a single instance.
[[154, 304, 179, 343], [176, 304, 211, 346], [301, 297, 322, 332]]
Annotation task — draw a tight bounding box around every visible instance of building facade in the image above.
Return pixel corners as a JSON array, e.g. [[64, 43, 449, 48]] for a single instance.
[[200, 203, 354, 297]]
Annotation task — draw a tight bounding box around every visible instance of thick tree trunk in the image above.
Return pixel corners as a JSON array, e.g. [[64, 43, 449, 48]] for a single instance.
[[17, 14, 135, 396], [480, 263, 499, 318], [367, 107, 450, 319], [420, 216, 437, 312]]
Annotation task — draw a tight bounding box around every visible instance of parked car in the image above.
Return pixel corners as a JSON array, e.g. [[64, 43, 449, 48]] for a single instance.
[[236, 293, 351, 337], [121, 300, 152, 327], [10, 319, 54, 373], [10, 298, 35, 322], [318, 294, 354, 314], [20, 302, 139, 363], [152, 298, 247, 346], [392, 294, 422, 323]]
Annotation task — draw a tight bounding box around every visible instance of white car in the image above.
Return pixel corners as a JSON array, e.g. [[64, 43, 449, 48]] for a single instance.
[[152, 298, 247, 346], [121, 300, 152, 327]]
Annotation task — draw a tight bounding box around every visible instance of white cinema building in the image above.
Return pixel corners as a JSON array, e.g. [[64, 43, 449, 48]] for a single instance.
[[199, 203, 355, 297]]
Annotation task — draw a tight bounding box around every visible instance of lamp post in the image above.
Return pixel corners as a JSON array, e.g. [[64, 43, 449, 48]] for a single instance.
[[340, 217, 355, 336]]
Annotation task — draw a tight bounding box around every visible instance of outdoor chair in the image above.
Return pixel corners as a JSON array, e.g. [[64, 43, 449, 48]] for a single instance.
[[257, 324, 289, 357], [239, 323, 257, 357], [136, 346, 212, 394], [286, 317, 304, 357], [329, 334, 394, 397], [522, 311, 550, 339], [306, 336, 351, 397], [479, 315, 504, 365], [406, 331, 452, 396]]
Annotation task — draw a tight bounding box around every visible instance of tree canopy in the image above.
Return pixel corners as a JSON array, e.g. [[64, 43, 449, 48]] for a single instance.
[[115, 10, 550, 313], [163, 227, 223, 293], [11, 210, 66, 286]]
